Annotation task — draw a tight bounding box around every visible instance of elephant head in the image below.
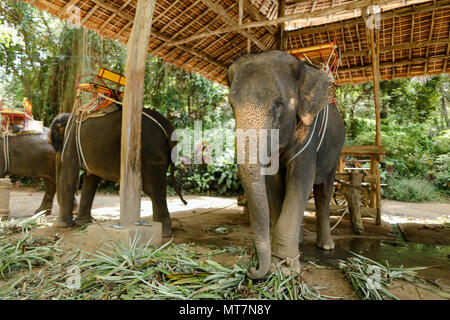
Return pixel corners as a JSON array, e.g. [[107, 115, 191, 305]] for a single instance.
[[228, 50, 331, 279], [48, 113, 71, 152]]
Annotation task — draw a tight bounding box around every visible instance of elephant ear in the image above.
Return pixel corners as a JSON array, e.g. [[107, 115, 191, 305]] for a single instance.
[[48, 113, 70, 152], [296, 61, 331, 126]]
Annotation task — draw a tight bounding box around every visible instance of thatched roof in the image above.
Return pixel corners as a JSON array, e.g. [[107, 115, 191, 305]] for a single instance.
[[25, 0, 450, 85]]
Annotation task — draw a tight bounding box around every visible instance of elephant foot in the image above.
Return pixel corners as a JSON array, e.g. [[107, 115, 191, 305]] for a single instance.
[[154, 217, 172, 237], [74, 216, 92, 227], [53, 218, 75, 228], [269, 250, 301, 276], [316, 236, 335, 250]]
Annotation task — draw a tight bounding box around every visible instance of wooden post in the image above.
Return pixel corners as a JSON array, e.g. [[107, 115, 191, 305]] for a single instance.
[[278, 0, 286, 50], [369, 24, 383, 225], [345, 173, 364, 234], [120, 0, 156, 226], [369, 155, 377, 208], [337, 155, 344, 173], [369, 28, 382, 146], [238, 0, 243, 25]]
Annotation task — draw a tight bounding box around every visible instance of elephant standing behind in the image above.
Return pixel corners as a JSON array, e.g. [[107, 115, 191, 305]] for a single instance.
[[49, 106, 185, 236], [0, 128, 57, 215], [228, 51, 346, 279]]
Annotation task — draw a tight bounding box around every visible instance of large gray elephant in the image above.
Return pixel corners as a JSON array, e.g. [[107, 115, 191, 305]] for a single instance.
[[0, 128, 57, 215], [228, 51, 346, 279], [48, 106, 186, 236]]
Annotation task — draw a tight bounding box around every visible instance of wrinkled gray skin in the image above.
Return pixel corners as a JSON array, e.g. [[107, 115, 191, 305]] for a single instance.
[[228, 51, 345, 279], [0, 128, 56, 215], [49, 107, 185, 236]]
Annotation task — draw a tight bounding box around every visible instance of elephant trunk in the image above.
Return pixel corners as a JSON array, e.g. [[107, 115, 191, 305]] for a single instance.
[[238, 163, 271, 279]]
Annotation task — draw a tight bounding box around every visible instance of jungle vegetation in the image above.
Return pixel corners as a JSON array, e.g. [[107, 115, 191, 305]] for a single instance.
[[0, 1, 448, 201]]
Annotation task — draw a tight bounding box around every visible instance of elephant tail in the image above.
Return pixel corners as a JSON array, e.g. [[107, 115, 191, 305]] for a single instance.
[[142, 108, 187, 205], [170, 160, 187, 205]]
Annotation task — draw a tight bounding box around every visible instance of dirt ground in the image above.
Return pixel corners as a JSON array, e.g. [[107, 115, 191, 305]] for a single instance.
[[3, 189, 450, 300]]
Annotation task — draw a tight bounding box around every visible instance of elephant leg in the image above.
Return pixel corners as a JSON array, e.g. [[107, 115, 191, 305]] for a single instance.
[[143, 166, 171, 237], [54, 137, 79, 228], [271, 160, 316, 274], [313, 167, 337, 250], [74, 174, 100, 226], [265, 170, 285, 244], [35, 178, 55, 215]]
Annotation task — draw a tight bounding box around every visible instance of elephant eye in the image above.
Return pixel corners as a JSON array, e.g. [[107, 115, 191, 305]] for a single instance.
[[272, 98, 285, 114]]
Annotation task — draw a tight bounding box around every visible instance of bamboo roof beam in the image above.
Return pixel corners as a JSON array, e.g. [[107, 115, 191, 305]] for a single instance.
[[239, 0, 243, 25], [278, 0, 287, 50], [425, 7, 436, 74], [98, 0, 132, 32], [114, 20, 133, 40], [172, 0, 399, 45], [25, 0, 59, 11], [341, 38, 450, 57], [152, 0, 185, 24], [342, 54, 448, 73], [154, 1, 237, 54], [200, 0, 269, 51], [443, 45, 449, 72], [81, 4, 99, 24], [88, 0, 227, 72], [408, 11, 415, 77], [57, 0, 78, 17], [159, 0, 202, 33], [242, 0, 277, 34], [286, 0, 311, 6], [287, 1, 450, 37]]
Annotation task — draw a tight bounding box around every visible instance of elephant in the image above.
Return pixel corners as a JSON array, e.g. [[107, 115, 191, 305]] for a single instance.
[[48, 106, 186, 236], [0, 128, 57, 215], [227, 50, 346, 279]]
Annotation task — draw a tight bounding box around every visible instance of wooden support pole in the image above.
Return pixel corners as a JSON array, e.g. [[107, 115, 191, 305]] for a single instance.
[[374, 158, 382, 224], [278, 0, 286, 50], [239, 0, 244, 25], [368, 13, 383, 225], [369, 27, 382, 146], [119, 0, 156, 226], [345, 173, 364, 234]]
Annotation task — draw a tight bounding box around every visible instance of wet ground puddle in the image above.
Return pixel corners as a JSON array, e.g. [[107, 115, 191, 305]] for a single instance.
[[300, 238, 450, 281]]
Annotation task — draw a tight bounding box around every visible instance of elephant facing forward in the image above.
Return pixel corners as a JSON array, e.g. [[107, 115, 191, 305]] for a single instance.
[[49, 106, 185, 236], [228, 51, 346, 279]]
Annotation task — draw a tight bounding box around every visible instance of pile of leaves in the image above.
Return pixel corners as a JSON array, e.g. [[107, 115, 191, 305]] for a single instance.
[[0, 216, 434, 300], [0, 212, 47, 235], [0, 233, 341, 300], [338, 251, 426, 300]]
